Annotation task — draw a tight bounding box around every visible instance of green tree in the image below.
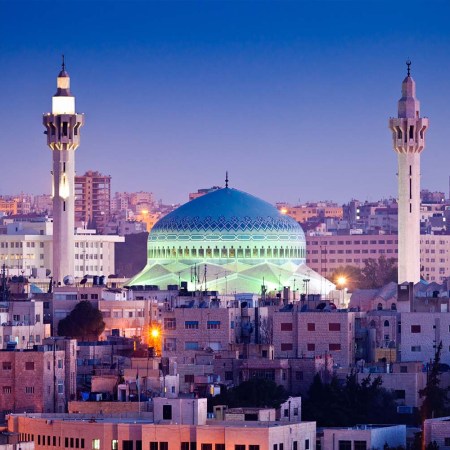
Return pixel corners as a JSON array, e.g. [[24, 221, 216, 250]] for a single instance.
[[358, 256, 397, 289], [419, 342, 450, 421], [57, 300, 105, 341], [302, 372, 399, 427], [210, 379, 288, 410]]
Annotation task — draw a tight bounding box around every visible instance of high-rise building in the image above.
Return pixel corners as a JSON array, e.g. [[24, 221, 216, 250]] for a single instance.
[[43, 60, 84, 284], [75, 170, 111, 234], [389, 62, 428, 284]]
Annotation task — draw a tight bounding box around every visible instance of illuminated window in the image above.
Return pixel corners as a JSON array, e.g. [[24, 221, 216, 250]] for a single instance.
[[92, 440, 100, 450]]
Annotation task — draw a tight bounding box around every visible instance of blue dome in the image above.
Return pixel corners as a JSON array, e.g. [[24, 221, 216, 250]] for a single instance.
[[152, 188, 303, 234], [127, 187, 322, 295]]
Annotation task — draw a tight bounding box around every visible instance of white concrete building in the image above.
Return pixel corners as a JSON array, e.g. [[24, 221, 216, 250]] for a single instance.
[[0, 219, 122, 281]]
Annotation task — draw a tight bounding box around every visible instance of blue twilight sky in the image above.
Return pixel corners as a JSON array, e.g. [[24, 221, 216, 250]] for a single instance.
[[1, 1, 450, 206]]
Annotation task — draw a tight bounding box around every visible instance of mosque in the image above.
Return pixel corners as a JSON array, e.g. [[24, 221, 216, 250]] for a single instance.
[[127, 183, 335, 296]]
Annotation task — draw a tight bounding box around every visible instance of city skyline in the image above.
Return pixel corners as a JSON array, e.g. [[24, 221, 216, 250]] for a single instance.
[[2, 1, 450, 205]]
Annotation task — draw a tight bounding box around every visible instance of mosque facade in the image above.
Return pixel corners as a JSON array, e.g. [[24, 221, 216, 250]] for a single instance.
[[127, 187, 335, 296]]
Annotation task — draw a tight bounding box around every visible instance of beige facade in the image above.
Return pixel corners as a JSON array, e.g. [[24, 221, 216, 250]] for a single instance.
[[0, 339, 76, 417], [306, 233, 450, 283], [8, 411, 316, 450]]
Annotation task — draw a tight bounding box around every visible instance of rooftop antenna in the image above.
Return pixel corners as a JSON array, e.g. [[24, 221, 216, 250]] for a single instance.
[[406, 59, 411, 77], [225, 171, 229, 188]]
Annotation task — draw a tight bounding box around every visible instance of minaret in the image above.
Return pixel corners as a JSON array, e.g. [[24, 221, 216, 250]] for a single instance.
[[43, 58, 84, 284], [389, 61, 428, 284]]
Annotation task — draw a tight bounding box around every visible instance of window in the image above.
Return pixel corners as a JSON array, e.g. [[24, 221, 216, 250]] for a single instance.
[[185, 321, 199, 329], [163, 404, 172, 420], [307, 323, 315, 331], [307, 343, 315, 351], [25, 362, 35, 370], [58, 359, 63, 369], [2, 362, 11, 370], [181, 443, 189, 450], [249, 446, 259, 450], [185, 374, 195, 383], [225, 371, 233, 381], [123, 441, 133, 450], [207, 321, 221, 329], [281, 343, 293, 351], [411, 346, 421, 352], [235, 446, 245, 450], [3, 386, 11, 394], [444, 438, 450, 447], [400, 366, 408, 373], [293, 443, 298, 450], [329, 343, 341, 351], [150, 443, 158, 450], [338, 442, 351, 450], [305, 440, 310, 450], [329, 323, 340, 331], [354, 442, 367, 450], [202, 445, 212, 450], [185, 342, 199, 350], [411, 325, 421, 333], [395, 390, 406, 400], [25, 386, 34, 394], [92, 440, 100, 450], [164, 318, 176, 330], [281, 322, 293, 331], [57, 380, 64, 394]]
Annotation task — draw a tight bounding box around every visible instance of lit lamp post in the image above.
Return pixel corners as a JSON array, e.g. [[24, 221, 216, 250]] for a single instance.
[[337, 276, 347, 308]]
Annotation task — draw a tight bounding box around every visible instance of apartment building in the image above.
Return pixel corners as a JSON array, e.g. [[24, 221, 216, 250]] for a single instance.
[[0, 300, 47, 350], [75, 171, 111, 234], [8, 398, 316, 450], [306, 233, 450, 283], [0, 339, 76, 417]]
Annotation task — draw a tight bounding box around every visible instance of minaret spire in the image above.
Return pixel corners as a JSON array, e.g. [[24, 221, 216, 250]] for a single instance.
[[225, 171, 229, 188], [62, 54, 65, 72], [389, 64, 429, 285], [43, 62, 84, 284]]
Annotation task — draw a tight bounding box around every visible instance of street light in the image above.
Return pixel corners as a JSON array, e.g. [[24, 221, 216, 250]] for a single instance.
[[337, 276, 347, 307]]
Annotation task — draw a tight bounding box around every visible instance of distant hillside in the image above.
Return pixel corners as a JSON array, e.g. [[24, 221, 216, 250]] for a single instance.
[[115, 232, 148, 278]]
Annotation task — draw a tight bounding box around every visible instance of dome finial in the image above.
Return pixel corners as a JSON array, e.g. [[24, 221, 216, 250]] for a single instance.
[[225, 171, 229, 188], [62, 54, 65, 72], [406, 59, 411, 77]]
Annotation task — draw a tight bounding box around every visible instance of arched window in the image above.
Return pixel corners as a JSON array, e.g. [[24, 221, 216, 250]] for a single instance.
[[273, 247, 278, 258], [384, 320, 390, 327], [245, 246, 251, 258], [199, 247, 204, 257], [206, 246, 212, 257], [213, 246, 220, 257], [279, 247, 284, 257], [370, 320, 376, 328], [237, 246, 243, 258], [391, 303, 397, 310], [221, 246, 228, 258], [260, 247, 265, 258], [178, 246, 183, 257], [229, 246, 235, 258], [191, 248, 197, 257], [184, 247, 189, 257], [267, 247, 272, 258], [253, 246, 258, 257], [377, 303, 382, 311]]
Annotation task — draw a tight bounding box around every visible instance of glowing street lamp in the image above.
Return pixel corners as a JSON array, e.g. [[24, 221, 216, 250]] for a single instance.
[[336, 276, 347, 307]]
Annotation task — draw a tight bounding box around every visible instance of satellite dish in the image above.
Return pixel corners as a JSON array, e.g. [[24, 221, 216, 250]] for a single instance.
[[63, 275, 75, 286]]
